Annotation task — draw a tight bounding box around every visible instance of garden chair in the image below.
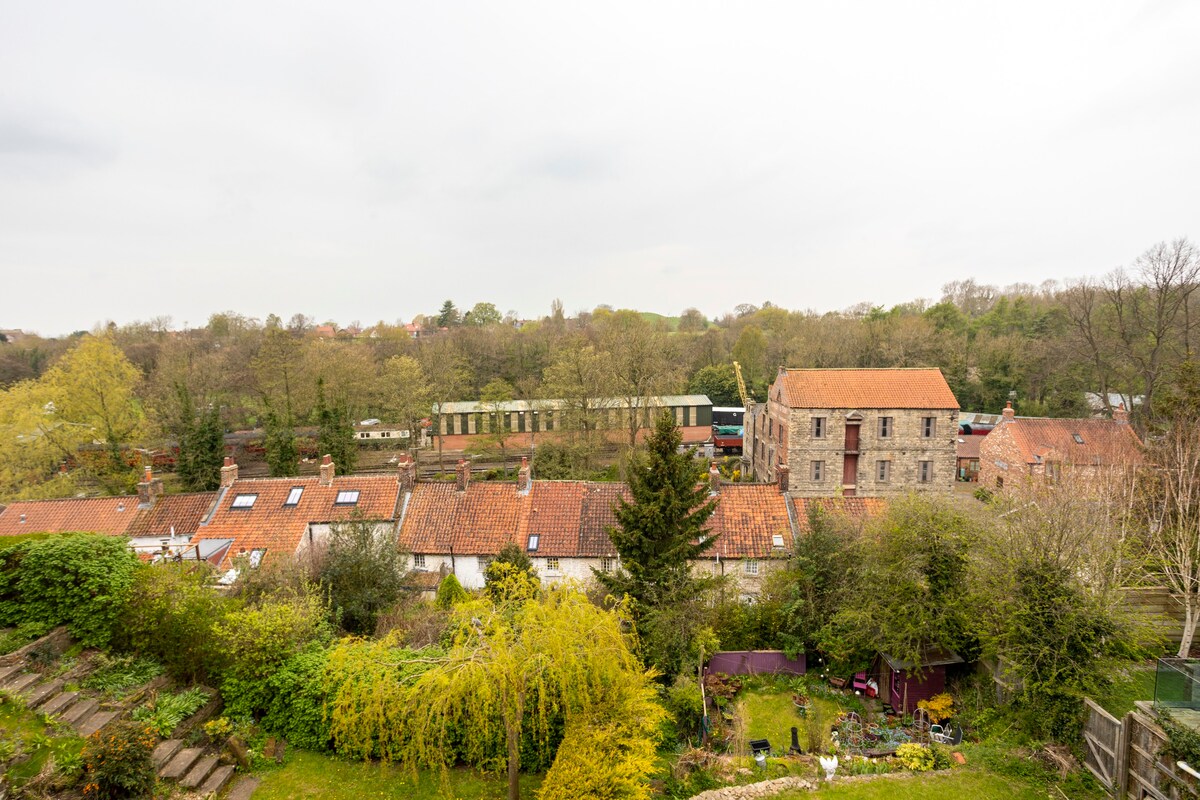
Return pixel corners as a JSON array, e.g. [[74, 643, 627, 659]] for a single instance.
[[931, 724, 962, 746]]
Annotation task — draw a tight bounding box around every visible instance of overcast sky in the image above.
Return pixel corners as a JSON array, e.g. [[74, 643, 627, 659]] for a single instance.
[[2, 1, 1198, 336]]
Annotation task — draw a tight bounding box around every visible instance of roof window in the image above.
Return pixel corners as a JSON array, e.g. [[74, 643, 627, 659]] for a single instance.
[[335, 490, 360, 506], [231, 494, 257, 509], [1072, 433, 1085, 444], [772, 534, 785, 549], [528, 534, 540, 552], [284, 487, 304, 507]]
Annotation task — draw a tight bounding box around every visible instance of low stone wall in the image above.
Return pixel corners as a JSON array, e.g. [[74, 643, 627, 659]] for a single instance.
[[687, 770, 960, 799], [0, 626, 71, 667]]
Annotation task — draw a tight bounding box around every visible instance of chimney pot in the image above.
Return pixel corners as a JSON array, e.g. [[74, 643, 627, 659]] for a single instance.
[[518, 456, 531, 494], [1002, 401, 1015, 420], [1114, 402, 1129, 423], [456, 459, 470, 492], [777, 462, 790, 493], [398, 455, 416, 493], [709, 461, 721, 494], [137, 466, 164, 509], [319, 455, 335, 486]]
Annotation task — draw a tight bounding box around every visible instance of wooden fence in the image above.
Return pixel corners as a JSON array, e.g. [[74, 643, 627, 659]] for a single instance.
[[1123, 587, 1194, 647], [1083, 700, 1200, 799]]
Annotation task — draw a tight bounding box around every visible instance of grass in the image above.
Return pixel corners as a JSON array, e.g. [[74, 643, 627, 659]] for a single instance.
[[740, 688, 841, 752], [254, 749, 543, 800], [0, 698, 84, 788], [771, 769, 1074, 799], [1094, 662, 1157, 717]]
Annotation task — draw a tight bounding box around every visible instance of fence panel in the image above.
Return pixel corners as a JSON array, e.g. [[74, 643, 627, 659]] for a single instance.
[[705, 650, 806, 676]]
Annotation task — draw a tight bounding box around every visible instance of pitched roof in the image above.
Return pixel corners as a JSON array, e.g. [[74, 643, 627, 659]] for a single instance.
[[789, 497, 887, 531], [956, 435, 983, 461], [398, 479, 796, 560], [776, 368, 959, 410], [125, 493, 218, 539], [1001, 416, 1143, 466], [0, 496, 140, 536], [192, 475, 402, 564]]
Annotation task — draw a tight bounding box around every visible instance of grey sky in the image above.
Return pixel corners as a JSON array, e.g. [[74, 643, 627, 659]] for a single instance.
[[2, 1, 1198, 336]]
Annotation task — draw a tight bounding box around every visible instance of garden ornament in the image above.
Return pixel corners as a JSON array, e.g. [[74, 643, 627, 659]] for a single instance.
[[819, 754, 838, 780]]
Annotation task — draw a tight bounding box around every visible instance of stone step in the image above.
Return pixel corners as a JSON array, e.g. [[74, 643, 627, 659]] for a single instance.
[[180, 755, 219, 789], [4, 672, 39, 693], [76, 710, 119, 738], [199, 763, 236, 796], [160, 747, 205, 781], [152, 739, 184, 769], [0, 662, 23, 684], [61, 697, 99, 726], [40, 690, 79, 717], [26, 678, 65, 708], [225, 776, 261, 800]]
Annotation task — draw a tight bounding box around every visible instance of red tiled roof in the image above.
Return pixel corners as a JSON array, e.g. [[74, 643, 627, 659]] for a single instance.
[[789, 497, 887, 531], [193, 475, 402, 564], [777, 369, 959, 410], [126, 493, 217, 538], [399, 480, 797, 560], [1005, 417, 1142, 466], [0, 496, 140, 537], [956, 435, 983, 460]]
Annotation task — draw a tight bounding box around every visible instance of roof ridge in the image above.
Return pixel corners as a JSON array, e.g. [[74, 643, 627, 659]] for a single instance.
[[4, 494, 138, 505]]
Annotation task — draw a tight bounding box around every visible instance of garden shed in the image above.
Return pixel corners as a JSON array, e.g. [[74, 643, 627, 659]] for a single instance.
[[875, 646, 963, 714]]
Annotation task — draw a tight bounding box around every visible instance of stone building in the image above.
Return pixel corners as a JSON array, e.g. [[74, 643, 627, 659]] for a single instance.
[[977, 402, 1142, 490], [747, 368, 960, 497]]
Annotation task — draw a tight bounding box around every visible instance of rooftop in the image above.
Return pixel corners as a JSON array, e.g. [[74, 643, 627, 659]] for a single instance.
[[776, 368, 959, 410]]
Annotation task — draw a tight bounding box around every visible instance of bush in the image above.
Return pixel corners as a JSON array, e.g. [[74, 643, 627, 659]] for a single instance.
[[81, 719, 157, 799], [260, 645, 334, 751], [215, 584, 332, 718], [118, 563, 239, 681], [0, 533, 141, 647], [895, 742, 936, 771], [319, 516, 407, 635], [81, 654, 164, 698], [664, 677, 705, 742], [435, 574, 469, 609], [538, 719, 658, 800], [918, 692, 954, 723]]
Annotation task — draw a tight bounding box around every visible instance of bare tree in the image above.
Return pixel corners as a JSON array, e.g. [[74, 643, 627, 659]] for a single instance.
[[1143, 416, 1200, 656]]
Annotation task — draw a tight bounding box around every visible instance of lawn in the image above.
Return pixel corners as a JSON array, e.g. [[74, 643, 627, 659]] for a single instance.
[[1095, 662, 1157, 717], [771, 769, 1083, 799], [740, 689, 841, 752], [254, 749, 543, 800]]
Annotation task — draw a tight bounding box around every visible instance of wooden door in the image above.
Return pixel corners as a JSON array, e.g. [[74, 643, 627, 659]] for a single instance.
[[842, 454, 858, 496], [844, 423, 860, 452]]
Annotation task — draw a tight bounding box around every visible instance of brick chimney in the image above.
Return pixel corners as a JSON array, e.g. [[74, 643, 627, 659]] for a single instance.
[[517, 456, 532, 494], [709, 461, 721, 495], [777, 462, 790, 493], [220, 457, 238, 488], [137, 466, 164, 509], [456, 459, 470, 492], [319, 454, 335, 486], [398, 455, 416, 493], [1114, 402, 1129, 424], [1002, 401, 1015, 420]]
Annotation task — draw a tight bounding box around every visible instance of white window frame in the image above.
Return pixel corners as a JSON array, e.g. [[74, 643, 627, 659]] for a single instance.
[[231, 494, 257, 509], [743, 559, 760, 576], [600, 556, 616, 573], [413, 553, 427, 570], [284, 487, 303, 507], [335, 490, 360, 505], [545, 557, 561, 572], [527, 534, 540, 552]]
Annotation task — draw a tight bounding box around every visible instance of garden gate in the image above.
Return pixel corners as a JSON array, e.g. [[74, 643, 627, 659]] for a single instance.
[[1083, 698, 1122, 790]]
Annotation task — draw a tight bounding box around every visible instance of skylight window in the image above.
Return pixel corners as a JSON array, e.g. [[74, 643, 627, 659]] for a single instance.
[[334, 490, 360, 505], [231, 494, 257, 509], [284, 487, 304, 507], [1072, 433, 1085, 444], [527, 534, 540, 552], [772, 534, 785, 548]]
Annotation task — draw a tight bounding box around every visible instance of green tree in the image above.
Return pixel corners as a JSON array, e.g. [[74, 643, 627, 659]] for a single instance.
[[436, 300, 461, 328], [778, 504, 861, 659], [315, 377, 357, 474], [466, 302, 503, 326], [732, 326, 767, 387], [378, 355, 431, 451], [319, 514, 408, 635], [174, 383, 224, 491], [596, 411, 720, 674], [374, 575, 663, 800], [485, 542, 537, 596], [480, 377, 516, 467], [541, 340, 614, 472], [263, 402, 298, 478], [435, 573, 470, 609], [688, 364, 741, 407]]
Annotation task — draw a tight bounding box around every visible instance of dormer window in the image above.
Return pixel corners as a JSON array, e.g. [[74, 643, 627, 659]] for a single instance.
[[231, 494, 257, 509], [527, 534, 540, 552], [284, 487, 304, 507], [334, 490, 360, 506], [1072, 433, 1085, 444]]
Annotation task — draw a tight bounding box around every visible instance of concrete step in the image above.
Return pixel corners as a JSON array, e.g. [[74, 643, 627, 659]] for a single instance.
[[40, 690, 79, 717], [160, 747, 205, 780], [199, 764, 236, 796], [26, 678, 65, 708], [76, 709, 119, 737], [225, 776, 261, 800], [180, 754, 219, 789], [61, 697, 98, 726], [152, 738, 184, 769], [4, 672, 39, 693], [0, 662, 23, 684]]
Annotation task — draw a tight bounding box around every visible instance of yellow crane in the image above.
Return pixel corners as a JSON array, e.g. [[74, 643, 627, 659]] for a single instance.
[[733, 361, 752, 411]]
